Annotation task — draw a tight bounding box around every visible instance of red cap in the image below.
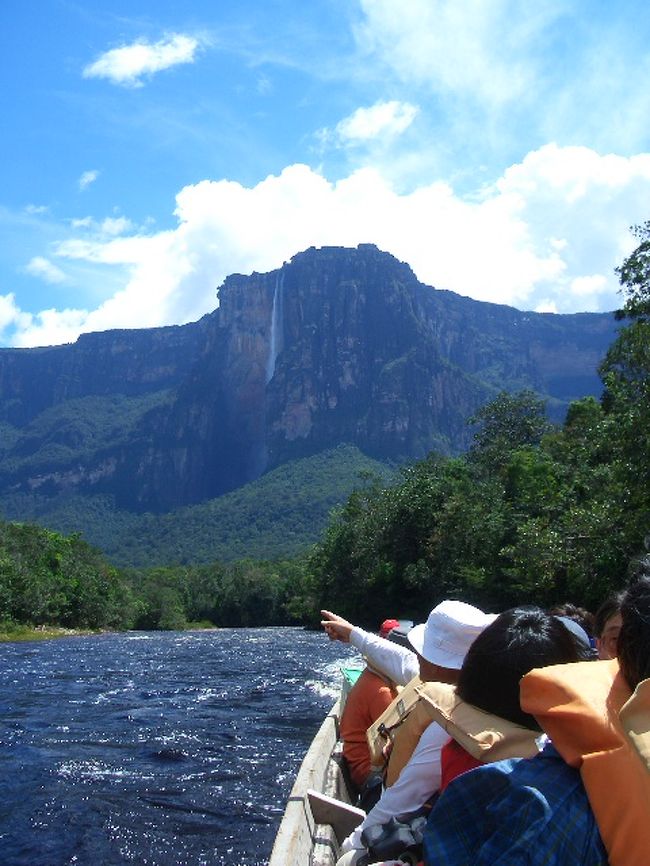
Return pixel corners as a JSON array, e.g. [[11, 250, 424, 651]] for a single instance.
[[379, 618, 400, 638]]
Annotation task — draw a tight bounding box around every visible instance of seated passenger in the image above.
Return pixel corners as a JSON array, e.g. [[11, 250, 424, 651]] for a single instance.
[[331, 601, 495, 865], [436, 608, 591, 790], [339, 619, 400, 796], [341, 609, 588, 865], [593, 590, 625, 659], [423, 575, 650, 866]]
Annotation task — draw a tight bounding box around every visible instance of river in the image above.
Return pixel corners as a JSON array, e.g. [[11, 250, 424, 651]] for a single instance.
[[0, 627, 356, 866]]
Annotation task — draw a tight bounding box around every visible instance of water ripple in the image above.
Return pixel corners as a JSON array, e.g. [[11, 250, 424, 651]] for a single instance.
[[0, 627, 350, 865]]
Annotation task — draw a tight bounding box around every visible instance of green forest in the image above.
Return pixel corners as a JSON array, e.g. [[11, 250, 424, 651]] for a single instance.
[[1, 222, 649, 635], [0, 445, 394, 566]]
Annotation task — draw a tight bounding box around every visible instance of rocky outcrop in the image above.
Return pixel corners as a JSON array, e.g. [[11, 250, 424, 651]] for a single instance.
[[0, 245, 618, 512]]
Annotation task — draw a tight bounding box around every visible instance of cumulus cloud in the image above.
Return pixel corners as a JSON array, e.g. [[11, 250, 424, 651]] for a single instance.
[[83, 34, 201, 88], [335, 100, 419, 144], [70, 216, 94, 229], [9, 308, 91, 349], [79, 170, 99, 190], [0, 294, 30, 332], [100, 217, 134, 236], [534, 300, 558, 314], [25, 256, 66, 284], [69, 215, 133, 236], [5, 144, 650, 348], [569, 274, 609, 298]]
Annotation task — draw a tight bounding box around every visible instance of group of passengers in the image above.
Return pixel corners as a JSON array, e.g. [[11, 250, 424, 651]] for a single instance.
[[320, 563, 648, 866]]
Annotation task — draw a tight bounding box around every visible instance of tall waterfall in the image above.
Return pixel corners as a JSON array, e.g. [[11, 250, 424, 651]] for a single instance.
[[265, 271, 284, 384]]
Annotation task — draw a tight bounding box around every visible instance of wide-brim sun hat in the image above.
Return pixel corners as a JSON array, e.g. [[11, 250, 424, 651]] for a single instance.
[[407, 600, 497, 669]]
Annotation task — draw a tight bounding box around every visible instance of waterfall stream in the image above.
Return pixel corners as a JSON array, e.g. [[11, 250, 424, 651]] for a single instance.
[[265, 272, 284, 384]]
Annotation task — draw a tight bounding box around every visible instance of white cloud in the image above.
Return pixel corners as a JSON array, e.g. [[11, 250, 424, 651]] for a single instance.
[[351, 0, 650, 163], [570, 274, 608, 298], [83, 34, 200, 88], [10, 308, 90, 349], [24, 204, 48, 215], [534, 300, 558, 314], [68, 215, 133, 236], [335, 100, 419, 144], [25, 256, 66, 284], [0, 294, 31, 333], [354, 0, 557, 106], [79, 170, 99, 190], [5, 144, 650, 347], [100, 217, 134, 236], [257, 74, 272, 96]]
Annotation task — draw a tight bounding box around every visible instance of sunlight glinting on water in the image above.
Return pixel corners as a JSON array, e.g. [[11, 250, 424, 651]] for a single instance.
[[0, 626, 352, 866]]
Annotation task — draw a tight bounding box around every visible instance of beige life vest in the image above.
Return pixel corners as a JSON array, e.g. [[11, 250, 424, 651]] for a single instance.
[[368, 679, 539, 787], [521, 659, 650, 866], [366, 676, 423, 769]]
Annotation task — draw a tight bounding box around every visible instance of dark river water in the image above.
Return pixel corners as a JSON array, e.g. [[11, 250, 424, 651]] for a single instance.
[[0, 627, 355, 866]]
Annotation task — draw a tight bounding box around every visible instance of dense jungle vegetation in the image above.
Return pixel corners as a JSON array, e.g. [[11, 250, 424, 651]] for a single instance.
[[1, 222, 648, 634], [1, 445, 394, 567], [0, 521, 308, 633]]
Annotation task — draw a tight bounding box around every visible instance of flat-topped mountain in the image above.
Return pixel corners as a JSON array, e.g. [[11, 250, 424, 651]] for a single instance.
[[0, 244, 617, 515]]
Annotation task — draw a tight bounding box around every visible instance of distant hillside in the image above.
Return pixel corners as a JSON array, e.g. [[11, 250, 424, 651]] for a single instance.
[[0, 244, 618, 560], [1, 445, 394, 567]]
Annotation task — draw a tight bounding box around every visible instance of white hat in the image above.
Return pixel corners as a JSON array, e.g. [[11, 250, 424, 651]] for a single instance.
[[407, 600, 496, 669]]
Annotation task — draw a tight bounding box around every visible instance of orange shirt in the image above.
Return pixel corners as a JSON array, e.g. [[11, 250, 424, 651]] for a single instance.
[[521, 660, 650, 866], [340, 667, 397, 788]]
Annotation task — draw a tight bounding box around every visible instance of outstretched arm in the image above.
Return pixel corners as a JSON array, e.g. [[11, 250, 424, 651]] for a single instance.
[[321, 609, 419, 686], [321, 609, 355, 643]]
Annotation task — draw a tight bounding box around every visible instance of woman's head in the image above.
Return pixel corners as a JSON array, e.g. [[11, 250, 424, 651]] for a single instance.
[[456, 607, 589, 729], [618, 574, 650, 690], [594, 591, 625, 660]]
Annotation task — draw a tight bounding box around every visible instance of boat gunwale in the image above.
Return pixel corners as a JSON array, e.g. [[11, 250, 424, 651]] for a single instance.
[[271, 683, 368, 866]]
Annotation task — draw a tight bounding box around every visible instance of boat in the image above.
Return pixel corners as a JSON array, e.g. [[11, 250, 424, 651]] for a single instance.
[[269, 667, 366, 866]]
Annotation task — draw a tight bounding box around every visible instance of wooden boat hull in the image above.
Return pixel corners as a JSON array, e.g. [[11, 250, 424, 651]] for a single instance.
[[270, 672, 365, 866]]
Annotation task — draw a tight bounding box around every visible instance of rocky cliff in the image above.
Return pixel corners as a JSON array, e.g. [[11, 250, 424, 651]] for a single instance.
[[0, 245, 618, 513]]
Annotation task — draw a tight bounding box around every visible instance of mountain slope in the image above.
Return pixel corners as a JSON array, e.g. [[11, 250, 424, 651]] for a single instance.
[[0, 244, 618, 533], [1, 445, 393, 566]]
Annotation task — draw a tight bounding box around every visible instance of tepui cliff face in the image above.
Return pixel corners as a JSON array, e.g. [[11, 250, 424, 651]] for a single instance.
[[0, 244, 618, 513]]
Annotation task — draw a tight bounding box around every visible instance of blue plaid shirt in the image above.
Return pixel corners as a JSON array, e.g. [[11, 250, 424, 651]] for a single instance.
[[424, 744, 609, 865]]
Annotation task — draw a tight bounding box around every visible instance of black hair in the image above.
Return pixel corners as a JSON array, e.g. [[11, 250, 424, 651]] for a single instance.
[[594, 591, 625, 639], [618, 573, 650, 690], [456, 607, 589, 730]]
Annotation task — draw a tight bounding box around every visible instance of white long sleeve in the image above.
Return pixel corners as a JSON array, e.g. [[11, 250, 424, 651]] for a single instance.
[[340, 720, 449, 853], [349, 627, 419, 686]]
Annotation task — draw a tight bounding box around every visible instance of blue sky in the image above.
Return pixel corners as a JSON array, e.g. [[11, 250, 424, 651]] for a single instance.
[[2, 0, 650, 347]]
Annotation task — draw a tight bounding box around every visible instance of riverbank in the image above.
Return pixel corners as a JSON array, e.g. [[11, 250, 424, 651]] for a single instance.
[[0, 621, 220, 643], [0, 624, 102, 642]]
